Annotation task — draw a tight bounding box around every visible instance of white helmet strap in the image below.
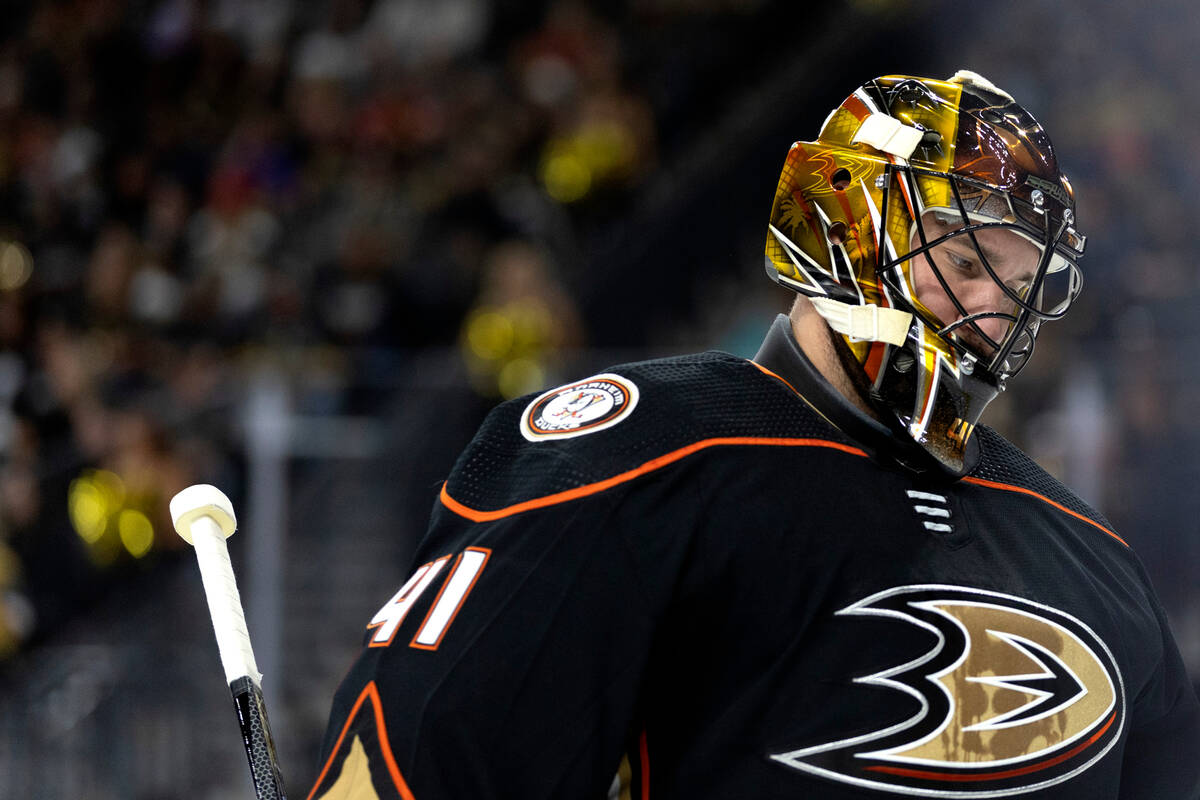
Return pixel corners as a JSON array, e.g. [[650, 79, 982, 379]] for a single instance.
[[809, 297, 912, 347], [851, 113, 924, 160]]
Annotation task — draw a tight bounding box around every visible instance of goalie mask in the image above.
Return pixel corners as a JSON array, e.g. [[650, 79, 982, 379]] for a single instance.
[[764, 71, 1085, 474]]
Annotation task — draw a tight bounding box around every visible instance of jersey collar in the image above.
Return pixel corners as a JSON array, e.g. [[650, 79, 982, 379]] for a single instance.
[[752, 314, 977, 477]]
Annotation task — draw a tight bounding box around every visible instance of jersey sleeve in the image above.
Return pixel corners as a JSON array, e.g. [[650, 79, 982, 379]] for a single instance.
[[1118, 593, 1200, 799], [307, 457, 707, 800]]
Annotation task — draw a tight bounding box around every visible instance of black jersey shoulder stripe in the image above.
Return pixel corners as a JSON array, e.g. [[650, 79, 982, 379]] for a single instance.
[[439, 436, 869, 522], [962, 475, 1128, 547]]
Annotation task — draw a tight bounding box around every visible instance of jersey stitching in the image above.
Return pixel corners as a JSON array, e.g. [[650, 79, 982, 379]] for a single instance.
[[440, 437, 870, 522]]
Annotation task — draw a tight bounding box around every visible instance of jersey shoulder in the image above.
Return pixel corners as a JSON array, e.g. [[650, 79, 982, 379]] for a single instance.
[[971, 425, 1119, 540], [442, 350, 851, 516]]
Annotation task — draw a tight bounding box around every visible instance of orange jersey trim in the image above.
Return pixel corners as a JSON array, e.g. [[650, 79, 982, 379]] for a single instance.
[[962, 476, 1128, 547], [749, 360, 798, 395], [440, 399, 1126, 549], [751, 358, 1125, 548], [441, 437, 869, 522], [306, 681, 416, 800]]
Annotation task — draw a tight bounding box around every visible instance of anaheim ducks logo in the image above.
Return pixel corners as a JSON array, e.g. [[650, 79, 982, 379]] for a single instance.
[[771, 585, 1124, 797], [521, 373, 639, 442]]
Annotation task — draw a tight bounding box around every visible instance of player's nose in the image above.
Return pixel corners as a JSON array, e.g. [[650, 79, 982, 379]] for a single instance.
[[964, 283, 1015, 347]]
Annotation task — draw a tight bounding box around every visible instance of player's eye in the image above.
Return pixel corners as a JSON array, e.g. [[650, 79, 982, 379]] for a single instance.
[[946, 252, 977, 274]]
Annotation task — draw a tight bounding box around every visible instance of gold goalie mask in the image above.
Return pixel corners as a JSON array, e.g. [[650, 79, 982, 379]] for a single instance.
[[765, 71, 1086, 474]]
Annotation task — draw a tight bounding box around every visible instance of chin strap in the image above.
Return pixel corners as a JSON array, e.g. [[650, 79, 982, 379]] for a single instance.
[[809, 297, 912, 346]]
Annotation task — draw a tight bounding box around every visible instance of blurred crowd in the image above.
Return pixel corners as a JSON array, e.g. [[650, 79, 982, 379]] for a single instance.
[[0, 0, 1196, 690], [0, 0, 765, 659]]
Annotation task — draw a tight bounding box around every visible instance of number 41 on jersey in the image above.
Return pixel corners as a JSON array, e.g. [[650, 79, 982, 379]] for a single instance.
[[366, 547, 491, 650]]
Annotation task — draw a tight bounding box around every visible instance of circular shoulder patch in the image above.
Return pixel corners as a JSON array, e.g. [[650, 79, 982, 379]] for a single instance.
[[521, 373, 640, 442]]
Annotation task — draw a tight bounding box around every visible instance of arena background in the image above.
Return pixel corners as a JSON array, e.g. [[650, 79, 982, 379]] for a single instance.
[[0, 1, 1196, 797]]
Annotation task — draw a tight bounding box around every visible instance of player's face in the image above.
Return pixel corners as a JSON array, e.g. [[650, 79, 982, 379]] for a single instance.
[[909, 211, 1040, 357]]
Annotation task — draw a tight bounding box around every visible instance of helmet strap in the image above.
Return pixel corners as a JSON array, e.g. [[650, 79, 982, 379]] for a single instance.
[[808, 297, 912, 346], [851, 113, 924, 160]]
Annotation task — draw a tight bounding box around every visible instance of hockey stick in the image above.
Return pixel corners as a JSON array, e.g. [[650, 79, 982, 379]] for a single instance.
[[171, 484, 288, 800]]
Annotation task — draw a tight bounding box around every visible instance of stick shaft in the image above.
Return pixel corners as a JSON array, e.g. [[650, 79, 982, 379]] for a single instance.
[[231, 675, 288, 800]]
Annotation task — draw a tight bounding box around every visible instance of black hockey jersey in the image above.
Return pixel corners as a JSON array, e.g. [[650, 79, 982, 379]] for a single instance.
[[309, 315, 1200, 799]]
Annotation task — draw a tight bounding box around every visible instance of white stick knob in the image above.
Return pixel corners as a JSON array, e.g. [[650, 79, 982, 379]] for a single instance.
[[170, 484, 263, 686]]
